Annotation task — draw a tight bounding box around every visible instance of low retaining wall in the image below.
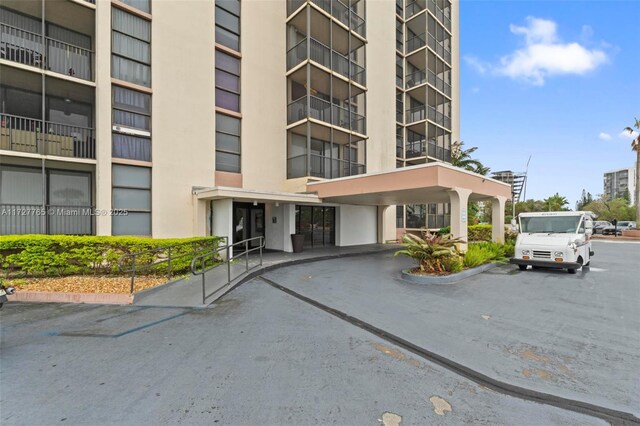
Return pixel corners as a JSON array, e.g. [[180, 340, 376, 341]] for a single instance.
[[621, 230, 640, 238], [401, 262, 501, 285], [7, 291, 133, 305]]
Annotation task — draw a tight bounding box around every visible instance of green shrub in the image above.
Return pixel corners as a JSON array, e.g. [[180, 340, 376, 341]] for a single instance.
[[437, 226, 451, 236], [395, 232, 464, 274], [468, 224, 493, 242], [463, 241, 509, 268], [0, 235, 224, 278], [440, 255, 463, 273]]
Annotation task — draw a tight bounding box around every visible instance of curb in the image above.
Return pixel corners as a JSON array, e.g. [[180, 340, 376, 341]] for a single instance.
[[7, 291, 133, 305], [401, 262, 501, 284]]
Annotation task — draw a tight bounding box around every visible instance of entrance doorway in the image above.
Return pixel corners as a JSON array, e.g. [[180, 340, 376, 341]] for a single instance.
[[233, 202, 265, 250], [295, 205, 335, 248]]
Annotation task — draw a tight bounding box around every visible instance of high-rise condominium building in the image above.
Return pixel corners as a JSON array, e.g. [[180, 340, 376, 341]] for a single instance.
[[603, 166, 637, 206], [0, 0, 510, 250]]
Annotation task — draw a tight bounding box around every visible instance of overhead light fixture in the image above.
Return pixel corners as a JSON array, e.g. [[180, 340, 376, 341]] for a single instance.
[[253, 201, 258, 206], [275, 202, 280, 207]]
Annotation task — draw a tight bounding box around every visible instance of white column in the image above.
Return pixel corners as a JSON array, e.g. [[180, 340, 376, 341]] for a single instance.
[[448, 188, 472, 252], [211, 198, 233, 243], [377, 205, 396, 243], [282, 204, 296, 252], [491, 196, 508, 243], [192, 196, 208, 237]]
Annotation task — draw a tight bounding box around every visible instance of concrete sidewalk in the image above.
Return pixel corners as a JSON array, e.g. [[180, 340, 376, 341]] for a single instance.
[[133, 243, 399, 307]]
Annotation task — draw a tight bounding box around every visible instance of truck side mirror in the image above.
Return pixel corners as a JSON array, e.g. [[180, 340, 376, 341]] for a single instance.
[[585, 228, 593, 236]]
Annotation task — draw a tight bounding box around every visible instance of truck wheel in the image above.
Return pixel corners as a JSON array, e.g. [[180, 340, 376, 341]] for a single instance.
[[568, 268, 577, 274], [518, 265, 527, 271]]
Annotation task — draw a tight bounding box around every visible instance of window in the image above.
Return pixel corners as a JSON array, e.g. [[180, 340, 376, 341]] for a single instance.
[[111, 8, 151, 87], [112, 165, 151, 235], [119, 0, 150, 13], [215, 113, 241, 173], [215, 50, 240, 112], [215, 0, 240, 51], [112, 86, 151, 161]]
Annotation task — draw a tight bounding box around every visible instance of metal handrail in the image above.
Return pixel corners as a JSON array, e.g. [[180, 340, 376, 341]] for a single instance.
[[191, 236, 265, 304], [118, 237, 226, 293]]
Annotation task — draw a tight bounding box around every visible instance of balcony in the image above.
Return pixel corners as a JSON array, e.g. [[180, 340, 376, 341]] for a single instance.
[[0, 204, 94, 235], [427, 32, 451, 64], [406, 68, 451, 96], [309, 0, 366, 38], [287, 37, 366, 86], [406, 32, 426, 53], [0, 23, 93, 81], [287, 153, 365, 179], [406, 0, 425, 19], [287, 95, 366, 135], [405, 105, 451, 129], [426, 0, 451, 32], [1, 113, 96, 159]]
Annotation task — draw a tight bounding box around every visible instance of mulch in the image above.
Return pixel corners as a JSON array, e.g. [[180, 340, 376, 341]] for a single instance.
[[6, 275, 169, 294]]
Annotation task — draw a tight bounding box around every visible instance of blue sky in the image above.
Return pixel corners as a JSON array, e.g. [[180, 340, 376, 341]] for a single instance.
[[459, 0, 639, 207]]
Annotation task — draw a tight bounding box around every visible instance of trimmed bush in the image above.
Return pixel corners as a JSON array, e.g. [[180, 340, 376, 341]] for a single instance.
[[0, 235, 224, 278], [468, 224, 492, 242]]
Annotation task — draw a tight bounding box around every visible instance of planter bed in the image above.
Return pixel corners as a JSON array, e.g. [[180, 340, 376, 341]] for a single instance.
[[401, 262, 501, 285]]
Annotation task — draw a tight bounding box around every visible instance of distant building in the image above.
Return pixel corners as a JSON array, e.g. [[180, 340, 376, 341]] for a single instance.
[[603, 165, 637, 205], [491, 170, 527, 202]]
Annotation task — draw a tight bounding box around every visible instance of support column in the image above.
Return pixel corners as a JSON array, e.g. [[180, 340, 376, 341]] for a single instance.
[[377, 205, 397, 243], [192, 196, 208, 237], [282, 204, 296, 252], [491, 196, 508, 243], [448, 188, 472, 252]]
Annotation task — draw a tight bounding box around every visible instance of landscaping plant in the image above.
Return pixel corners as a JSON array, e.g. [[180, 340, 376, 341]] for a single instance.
[[394, 232, 465, 274]]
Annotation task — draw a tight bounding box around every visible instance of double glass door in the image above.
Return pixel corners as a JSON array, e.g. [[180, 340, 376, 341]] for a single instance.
[[296, 206, 335, 248], [233, 203, 264, 250]]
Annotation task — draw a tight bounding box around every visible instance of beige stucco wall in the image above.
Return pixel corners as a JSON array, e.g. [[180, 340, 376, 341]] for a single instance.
[[451, 0, 460, 144], [94, 0, 111, 235], [151, 0, 216, 237], [240, 0, 288, 192], [364, 0, 396, 174]]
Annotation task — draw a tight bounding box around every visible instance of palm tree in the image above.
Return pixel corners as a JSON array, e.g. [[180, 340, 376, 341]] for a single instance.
[[624, 118, 640, 225], [543, 193, 569, 211], [450, 141, 490, 176]]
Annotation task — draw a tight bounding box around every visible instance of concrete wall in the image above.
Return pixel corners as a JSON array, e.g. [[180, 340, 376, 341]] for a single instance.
[[337, 205, 377, 246], [211, 199, 233, 243], [151, 0, 216, 237], [240, 1, 287, 192], [94, 0, 111, 235]]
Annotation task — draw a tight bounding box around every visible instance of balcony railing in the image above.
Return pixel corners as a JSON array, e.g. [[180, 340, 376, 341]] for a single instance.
[[0, 23, 93, 81], [287, 37, 366, 86], [287, 153, 365, 179], [407, 69, 451, 96], [405, 105, 451, 129], [427, 32, 451, 64], [287, 96, 367, 135], [1, 113, 96, 159], [426, 0, 451, 32], [309, 0, 366, 38], [406, 32, 426, 53], [406, 1, 425, 19], [0, 204, 94, 235], [287, 0, 306, 15]]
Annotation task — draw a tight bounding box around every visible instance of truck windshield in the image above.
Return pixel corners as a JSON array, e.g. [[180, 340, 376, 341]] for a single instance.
[[520, 216, 581, 234]]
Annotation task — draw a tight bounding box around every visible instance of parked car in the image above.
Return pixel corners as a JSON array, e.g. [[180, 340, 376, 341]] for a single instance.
[[601, 221, 637, 235], [593, 221, 612, 234]]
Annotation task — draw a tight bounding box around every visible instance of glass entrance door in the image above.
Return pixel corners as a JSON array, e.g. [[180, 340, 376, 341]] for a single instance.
[[233, 202, 264, 251]]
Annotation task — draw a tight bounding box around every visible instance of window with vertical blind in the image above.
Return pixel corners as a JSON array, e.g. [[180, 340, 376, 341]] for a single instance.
[[215, 0, 240, 52], [112, 164, 151, 236], [112, 86, 151, 161], [111, 7, 151, 87], [215, 0, 241, 174], [119, 0, 150, 14]]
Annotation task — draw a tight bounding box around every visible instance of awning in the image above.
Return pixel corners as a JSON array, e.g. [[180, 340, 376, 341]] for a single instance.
[[193, 186, 322, 204], [306, 163, 511, 205]]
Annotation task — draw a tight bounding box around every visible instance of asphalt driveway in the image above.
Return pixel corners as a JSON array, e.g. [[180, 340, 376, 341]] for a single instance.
[[1, 240, 638, 425]]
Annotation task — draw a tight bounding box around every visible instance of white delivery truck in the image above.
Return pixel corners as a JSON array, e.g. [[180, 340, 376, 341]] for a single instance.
[[509, 211, 595, 274]]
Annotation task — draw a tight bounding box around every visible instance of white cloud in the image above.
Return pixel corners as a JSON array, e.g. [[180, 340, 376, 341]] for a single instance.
[[464, 56, 488, 74], [468, 17, 608, 86], [598, 132, 612, 140], [619, 130, 640, 140]]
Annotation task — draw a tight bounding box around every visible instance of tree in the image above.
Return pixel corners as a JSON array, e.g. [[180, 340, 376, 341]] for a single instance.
[[576, 189, 593, 210], [451, 141, 490, 175], [543, 193, 569, 211], [583, 197, 636, 221], [624, 117, 640, 226]]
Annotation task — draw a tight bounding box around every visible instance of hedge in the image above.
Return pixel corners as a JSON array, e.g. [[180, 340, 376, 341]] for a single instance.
[[0, 235, 224, 278], [438, 225, 517, 243]]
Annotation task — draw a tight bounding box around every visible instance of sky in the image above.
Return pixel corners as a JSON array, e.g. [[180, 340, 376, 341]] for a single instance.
[[459, 0, 639, 208]]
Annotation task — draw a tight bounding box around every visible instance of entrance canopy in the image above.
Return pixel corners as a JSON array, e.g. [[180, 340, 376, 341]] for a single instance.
[[306, 162, 511, 205]]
